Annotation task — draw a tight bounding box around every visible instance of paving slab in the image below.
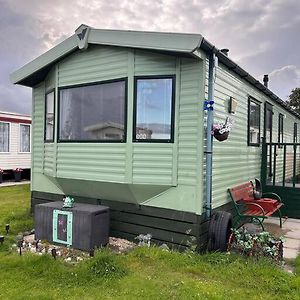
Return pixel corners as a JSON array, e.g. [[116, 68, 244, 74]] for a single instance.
[[282, 221, 300, 230], [284, 248, 299, 259], [283, 238, 300, 250], [285, 230, 300, 240], [0, 181, 30, 187], [265, 217, 300, 260]]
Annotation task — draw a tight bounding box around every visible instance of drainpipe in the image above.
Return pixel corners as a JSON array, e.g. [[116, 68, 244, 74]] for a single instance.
[[205, 51, 217, 219]]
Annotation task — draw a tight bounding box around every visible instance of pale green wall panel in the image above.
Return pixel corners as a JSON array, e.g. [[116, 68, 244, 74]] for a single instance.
[[32, 84, 44, 174], [31, 172, 63, 195], [58, 45, 128, 87], [177, 58, 203, 187], [132, 144, 174, 185], [44, 144, 54, 175], [142, 185, 199, 213], [56, 143, 127, 183], [134, 50, 176, 75], [210, 60, 300, 209]]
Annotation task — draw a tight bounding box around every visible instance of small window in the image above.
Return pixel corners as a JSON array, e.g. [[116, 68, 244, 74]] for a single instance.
[[278, 114, 284, 146], [134, 76, 175, 142], [0, 122, 10, 152], [45, 91, 55, 142], [248, 97, 261, 146], [294, 123, 298, 143], [20, 124, 31, 152], [59, 79, 126, 142]]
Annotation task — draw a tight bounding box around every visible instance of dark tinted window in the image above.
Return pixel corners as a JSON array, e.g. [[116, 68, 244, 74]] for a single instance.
[[20, 124, 30, 152], [59, 80, 126, 142], [0, 122, 9, 152], [248, 98, 260, 146], [45, 91, 55, 141], [278, 114, 284, 145], [134, 77, 174, 142]]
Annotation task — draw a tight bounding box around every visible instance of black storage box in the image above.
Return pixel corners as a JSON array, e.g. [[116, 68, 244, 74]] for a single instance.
[[35, 201, 110, 251]]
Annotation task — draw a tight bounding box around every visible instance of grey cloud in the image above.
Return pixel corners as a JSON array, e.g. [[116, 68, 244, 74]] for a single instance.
[[1, 0, 300, 115], [268, 65, 300, 100]]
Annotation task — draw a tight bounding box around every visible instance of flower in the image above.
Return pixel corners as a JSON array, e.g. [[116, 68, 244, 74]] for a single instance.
[[14, 168, 23, 173], [0, 169, 3, 174], [212, 118, 234, 136]]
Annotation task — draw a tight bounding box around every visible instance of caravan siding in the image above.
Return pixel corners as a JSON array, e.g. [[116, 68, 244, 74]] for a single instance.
[[31, 45, 204, 214], [210, 60, 299, 209]]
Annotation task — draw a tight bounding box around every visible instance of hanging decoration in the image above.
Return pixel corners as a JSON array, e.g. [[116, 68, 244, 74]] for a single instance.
[[212, 117, 234, 142]]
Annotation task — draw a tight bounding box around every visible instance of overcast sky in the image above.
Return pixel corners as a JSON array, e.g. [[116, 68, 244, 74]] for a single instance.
[[1, 0, 300, 115]]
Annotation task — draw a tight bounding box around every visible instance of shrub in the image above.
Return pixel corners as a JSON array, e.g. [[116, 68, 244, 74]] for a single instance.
[[228, 228, 283, 262]]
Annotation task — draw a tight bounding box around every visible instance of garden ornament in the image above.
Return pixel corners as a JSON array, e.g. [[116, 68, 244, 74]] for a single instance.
[[63, 196, 75, 208]]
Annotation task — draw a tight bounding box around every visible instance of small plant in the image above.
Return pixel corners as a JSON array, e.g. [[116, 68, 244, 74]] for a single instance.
[[212, 117, 234, 141], [228, 228, 283, 262], [213, 118, 234, 135], [89, 251, 128, 278], [135, 234, 152, 247]]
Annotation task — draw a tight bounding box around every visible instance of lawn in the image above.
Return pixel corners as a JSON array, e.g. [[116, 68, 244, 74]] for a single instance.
[[0, 185, 300, 300]]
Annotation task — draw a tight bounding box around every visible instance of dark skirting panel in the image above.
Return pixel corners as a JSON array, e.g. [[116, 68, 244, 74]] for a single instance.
[[31, 191, 233, 250]]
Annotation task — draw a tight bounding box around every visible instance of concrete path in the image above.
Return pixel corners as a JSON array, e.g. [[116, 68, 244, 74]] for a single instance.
[[264, 217, 300, 259], [0, 180, 30, 188]]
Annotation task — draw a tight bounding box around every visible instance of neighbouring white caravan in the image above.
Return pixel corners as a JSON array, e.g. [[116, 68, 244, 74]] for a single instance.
[[0, 111, 31, 172]]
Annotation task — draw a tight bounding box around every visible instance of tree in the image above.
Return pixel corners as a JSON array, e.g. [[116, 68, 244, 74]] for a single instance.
[[287, 88, 300, 114]]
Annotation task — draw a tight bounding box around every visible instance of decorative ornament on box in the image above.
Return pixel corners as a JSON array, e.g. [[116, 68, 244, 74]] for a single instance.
[[212, 117, 234, 142], [63, 196, 75, 208]]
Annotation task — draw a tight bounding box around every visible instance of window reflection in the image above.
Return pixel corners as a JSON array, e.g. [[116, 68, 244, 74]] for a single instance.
[[59, 80, 126, 141], [135, 77, 174, 141], [45, 91, 54, 141], [248, 99, 260, 145], [20, 124, 30, 152]]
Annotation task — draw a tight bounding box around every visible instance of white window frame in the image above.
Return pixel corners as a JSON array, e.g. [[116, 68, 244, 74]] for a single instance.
[[0, 121, 11, 153], [19, 123, 31, 153]]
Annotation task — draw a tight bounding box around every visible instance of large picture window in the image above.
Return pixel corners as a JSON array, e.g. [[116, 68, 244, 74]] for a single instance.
[[0, 122, 9, 152], [45, 91, 55, 142], [20, 124, 30, 152], [248, 97, 261, 146], [59, 79, 126, 142], [134, 76, 175, 142]]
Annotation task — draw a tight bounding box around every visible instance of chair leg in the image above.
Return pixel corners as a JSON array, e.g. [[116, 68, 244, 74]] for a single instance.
[[233, 216, 242, 229], [278, 209, 282, 228], [253, 217, 265, 231]]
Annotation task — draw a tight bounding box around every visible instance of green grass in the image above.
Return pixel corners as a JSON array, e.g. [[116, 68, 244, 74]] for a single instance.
[[0, 185, 300, 299]]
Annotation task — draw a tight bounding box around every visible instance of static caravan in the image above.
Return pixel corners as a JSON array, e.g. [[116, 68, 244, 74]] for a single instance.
[[11, 25, 300, 249], [0, 111, 31, 179]]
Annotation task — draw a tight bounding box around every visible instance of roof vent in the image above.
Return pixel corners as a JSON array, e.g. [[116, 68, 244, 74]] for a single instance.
[[263, 74, 269, 88], [220, 48, 229, 56]]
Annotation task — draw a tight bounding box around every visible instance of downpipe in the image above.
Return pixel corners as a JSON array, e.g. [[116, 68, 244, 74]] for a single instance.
[[205, 51, 217, 219]]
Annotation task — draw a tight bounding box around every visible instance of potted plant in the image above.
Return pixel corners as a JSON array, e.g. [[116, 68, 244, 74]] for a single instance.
[[212, 117, 234, 142], [13, 168, 23, 182], [0, 169, 3, 184]]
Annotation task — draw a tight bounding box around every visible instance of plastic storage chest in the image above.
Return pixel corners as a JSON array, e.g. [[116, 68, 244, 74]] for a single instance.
[[35, 201, 110, 251]]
